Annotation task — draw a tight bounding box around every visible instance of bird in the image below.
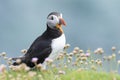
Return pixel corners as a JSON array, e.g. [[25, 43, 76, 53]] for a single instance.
[[12, 12, 66, 67]]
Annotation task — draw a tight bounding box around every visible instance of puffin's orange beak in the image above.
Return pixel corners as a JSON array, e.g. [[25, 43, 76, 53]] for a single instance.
[[59, 18, 66, 26]]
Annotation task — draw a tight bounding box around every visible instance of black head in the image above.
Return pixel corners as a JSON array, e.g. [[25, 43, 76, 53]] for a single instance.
[[47, 12, 61, 18]]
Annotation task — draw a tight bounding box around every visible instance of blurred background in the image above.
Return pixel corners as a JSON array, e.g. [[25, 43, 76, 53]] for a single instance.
[[0, 0, 120, 58]]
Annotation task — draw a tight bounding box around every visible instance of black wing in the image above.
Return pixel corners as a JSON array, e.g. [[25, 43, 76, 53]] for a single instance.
[[26, 36, 52, 57], [22, 36, 52, 67]]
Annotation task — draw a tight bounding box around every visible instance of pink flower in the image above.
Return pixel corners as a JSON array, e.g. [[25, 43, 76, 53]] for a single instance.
[[45, 58, 50, 62], [85, 53, 90, 57], [58, 70, 66, 75], [45, 58, 53, 64], [31, 57, 38, 63], [0, 64, 6, 73]]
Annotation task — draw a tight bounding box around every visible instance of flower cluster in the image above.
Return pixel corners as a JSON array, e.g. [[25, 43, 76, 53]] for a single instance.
[[94, 48, 104, 54], [0, 46, 120, 80]]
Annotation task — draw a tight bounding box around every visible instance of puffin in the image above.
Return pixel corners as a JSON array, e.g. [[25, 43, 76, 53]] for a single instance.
[[12, 12, 66, 67]]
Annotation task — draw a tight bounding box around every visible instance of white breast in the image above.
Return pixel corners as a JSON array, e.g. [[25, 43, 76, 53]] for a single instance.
[[49, 34, 66, 59]]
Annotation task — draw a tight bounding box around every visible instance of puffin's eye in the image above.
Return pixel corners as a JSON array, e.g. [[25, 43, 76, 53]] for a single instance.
[[51, 16, 54, 20]]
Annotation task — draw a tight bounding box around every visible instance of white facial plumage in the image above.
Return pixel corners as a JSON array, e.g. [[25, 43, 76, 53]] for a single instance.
[[47, 14, 62, 29]]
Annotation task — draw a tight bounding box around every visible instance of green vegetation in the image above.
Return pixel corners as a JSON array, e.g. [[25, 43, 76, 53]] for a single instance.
[[0, 44, 120, 80], [61, 70, 120, 80]]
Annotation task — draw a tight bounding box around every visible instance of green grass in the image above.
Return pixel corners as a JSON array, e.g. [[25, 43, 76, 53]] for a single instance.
[[0, 45, 120, 80], [1, 69, 120, 80], [61, 70, 120, 80]]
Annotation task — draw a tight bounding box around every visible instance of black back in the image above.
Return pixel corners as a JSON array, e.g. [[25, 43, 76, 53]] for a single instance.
[[22, 25, 62, 67]]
